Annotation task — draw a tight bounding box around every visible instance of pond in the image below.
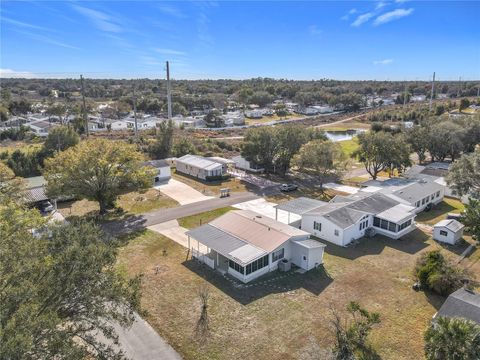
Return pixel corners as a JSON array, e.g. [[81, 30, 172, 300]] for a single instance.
[[325, 129, 365, 142]]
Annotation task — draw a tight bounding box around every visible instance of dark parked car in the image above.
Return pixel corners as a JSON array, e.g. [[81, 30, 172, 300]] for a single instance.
[[38, 201, 54, 213], [280, 183, 298, 192]]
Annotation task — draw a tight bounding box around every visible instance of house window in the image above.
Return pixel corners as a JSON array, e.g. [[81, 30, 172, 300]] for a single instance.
[[436, 191, 440, 198], [334, 229, 339, 236], [388, 222, 397, 232], [245, 255, 269, 275], [398, 219, 412, 231], [440, 230, 448, 236], [416, 201, 420, 207], [431, 194, 435, 200], [373, 217, 380, 227], [229, 260, 245, 275], [272, 248, 284, 262], [313, 221, 322, 231]]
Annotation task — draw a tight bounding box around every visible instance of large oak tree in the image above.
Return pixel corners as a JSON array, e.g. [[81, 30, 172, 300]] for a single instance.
[[44, 138, 155, 214]]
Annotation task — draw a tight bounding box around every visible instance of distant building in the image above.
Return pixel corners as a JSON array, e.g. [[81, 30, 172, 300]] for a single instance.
[[143, 159, 171, 184], [244, 110, 263, 119], [231, 155, 265, 173], [175, 154, 228, 181]]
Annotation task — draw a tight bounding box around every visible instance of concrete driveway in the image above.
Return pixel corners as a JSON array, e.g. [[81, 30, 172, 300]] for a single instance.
[[155, 179, 213, 205], [148, 220, 208, 254], [95, 312, 182, 360]]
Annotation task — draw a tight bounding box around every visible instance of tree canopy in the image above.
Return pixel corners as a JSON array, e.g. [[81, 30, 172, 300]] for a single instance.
[[0, 173, 141, 359], [424, 317, 480, 360], [291, 139, 348, 189], [447, 147, 480, 199], [44, 139, 155, 214]]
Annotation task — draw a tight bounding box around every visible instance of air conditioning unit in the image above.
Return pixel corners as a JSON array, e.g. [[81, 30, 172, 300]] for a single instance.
[[278, 259, 291, 272]]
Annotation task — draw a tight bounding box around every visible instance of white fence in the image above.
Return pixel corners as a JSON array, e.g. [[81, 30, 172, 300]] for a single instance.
[[192, 249, 215, 269]]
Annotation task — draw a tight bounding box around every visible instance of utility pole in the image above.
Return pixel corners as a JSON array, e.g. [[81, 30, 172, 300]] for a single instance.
[[429, 72, 435, 112], [166, 61, 172, 120], [80, 74, 89, 136], [403, 81, 408, 106], [132, 83, 138, 138]]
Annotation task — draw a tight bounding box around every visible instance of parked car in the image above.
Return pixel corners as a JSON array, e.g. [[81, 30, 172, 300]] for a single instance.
[[38, 201, 54, 213], [280, 183, 298, 192]]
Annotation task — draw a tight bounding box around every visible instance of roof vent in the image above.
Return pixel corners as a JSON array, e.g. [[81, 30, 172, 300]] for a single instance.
[[256, 215, 262, 218]]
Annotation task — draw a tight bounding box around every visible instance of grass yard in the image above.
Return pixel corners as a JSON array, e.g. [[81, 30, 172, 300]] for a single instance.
[[57, 189, 179, 219], [117, 227, 465, 360], [173, 172, 252, 196], [415, 197, 465, 225], [339, 138, 359, 158], [178, 207, 235, 229]]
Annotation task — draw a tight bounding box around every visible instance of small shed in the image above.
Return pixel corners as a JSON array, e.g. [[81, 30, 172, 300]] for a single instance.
[[144, 160, 171, 184], [433, 219, 464, 245]]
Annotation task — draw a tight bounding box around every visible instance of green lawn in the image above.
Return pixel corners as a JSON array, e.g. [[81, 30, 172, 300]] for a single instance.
[[117, 228, 461, 360], [178, 207, 235, 229], [339, 138, 359, 157], [415, 197, 465, 225]]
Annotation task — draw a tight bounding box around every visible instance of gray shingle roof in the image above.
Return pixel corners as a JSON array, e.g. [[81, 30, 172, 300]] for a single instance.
[[143, 160, 169, 168], [392, 180, 444, 203], [275, 197, 327, 215], [24, 186, 48, 203], [436, 288, 480, 324]]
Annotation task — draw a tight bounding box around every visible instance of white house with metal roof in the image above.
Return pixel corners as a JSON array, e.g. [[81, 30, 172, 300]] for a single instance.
[[175, 154, 228, 181], [433, 219, 465, 245], [186, 210, 326, 283]]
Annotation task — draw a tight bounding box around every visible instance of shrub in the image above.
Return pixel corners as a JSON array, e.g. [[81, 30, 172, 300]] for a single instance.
[[414, 251, 470, 296]]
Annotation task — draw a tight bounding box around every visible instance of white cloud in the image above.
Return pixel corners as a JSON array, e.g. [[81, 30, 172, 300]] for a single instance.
[[308, 25, 323, 35], [0, 68, 37, 78], [157, 4, 187, 18], [374, 8, 414, 25], [373, 59, 394, 65], [395, 0, 409, 3], [375, 1, 388, 10], [14, 29, 80, 50], [153, 48, 187, 56], [72, 5, 122, 33], [351, 12, 375, 27], [341, 8, 357, 20], [139, 56, 163, 67], [2, 17, 51, 31]]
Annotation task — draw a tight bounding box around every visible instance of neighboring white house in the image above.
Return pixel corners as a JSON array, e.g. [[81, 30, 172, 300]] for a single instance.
[[186, 210, 326, 283], [231, 155, 265, 173], [244, 110, 263, 119], [294, 193, 417, 246], [360, 178, 445, 213], [433, 219, 465, 245], [27, 120, 57, 137], [144, 160, 171, 184], [175, 154, 227, 181]]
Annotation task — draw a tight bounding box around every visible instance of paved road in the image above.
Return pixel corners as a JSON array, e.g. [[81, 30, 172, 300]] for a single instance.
[[104, 191, 260, 235], [96, 312, 182, 360]]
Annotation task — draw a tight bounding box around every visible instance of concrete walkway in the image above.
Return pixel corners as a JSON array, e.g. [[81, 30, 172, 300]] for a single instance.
[[148, 220, 208, 254], [155, 179, 213, 205], [96, 312, 182, 360]]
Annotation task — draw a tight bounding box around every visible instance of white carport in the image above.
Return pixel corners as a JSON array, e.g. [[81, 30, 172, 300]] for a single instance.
[[274, 197, 327, 228]]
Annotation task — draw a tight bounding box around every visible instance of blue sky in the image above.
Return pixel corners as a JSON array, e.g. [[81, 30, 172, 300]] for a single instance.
[[1, 1, 479, 80]]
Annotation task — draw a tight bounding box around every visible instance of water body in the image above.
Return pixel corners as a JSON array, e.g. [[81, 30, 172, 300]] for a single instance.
[[325, 129, 365, 142]]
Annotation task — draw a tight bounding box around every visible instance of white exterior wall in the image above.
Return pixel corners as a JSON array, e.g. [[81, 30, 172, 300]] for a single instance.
[[373, 219, 416, 239], [290, 243, 325, 270], [342, 215, 372, 245], [412, 188, 445, 213], [301, 215, 345, 246], [176, 161, 222, 180], [155, 166, 171, 182], [433, 227, 462, 245]]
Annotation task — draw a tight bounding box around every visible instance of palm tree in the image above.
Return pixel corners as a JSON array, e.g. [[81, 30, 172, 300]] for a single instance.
[[424, 316, 480, 360]]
